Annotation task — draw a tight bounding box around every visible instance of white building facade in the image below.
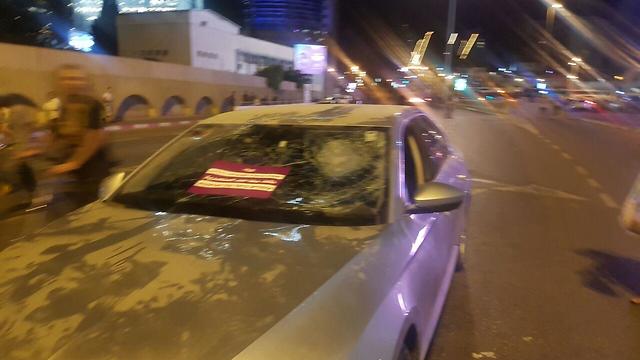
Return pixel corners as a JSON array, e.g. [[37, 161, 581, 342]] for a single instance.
[[117, 10, 294, 75]]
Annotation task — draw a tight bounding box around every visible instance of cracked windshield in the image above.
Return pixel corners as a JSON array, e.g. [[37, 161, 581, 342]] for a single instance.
[[114, 124, 388, 225], [0, 0, 639, 359]]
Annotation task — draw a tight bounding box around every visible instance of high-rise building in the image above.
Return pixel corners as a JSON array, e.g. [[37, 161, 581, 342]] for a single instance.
[[243, 0, 335, 46], [72, 0, 202, 29]]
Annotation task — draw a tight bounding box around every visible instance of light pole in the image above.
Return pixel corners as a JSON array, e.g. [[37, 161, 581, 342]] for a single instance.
[[444, 0, 457, 74], [546, 3, 563, 34]]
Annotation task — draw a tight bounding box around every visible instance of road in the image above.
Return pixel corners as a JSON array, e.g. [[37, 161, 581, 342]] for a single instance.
[[426, 105, 640, 360], [1, 107, 639, 359]]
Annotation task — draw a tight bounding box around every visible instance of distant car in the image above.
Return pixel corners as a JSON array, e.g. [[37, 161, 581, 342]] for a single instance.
[[318, 94, 353, 104], [0, 105, 471, 360]]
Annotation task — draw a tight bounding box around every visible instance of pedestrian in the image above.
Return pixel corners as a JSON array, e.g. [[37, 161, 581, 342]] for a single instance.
[[620, 174, 640, 304], [17, 64, 114, 217], [221, 91, 236, 113], [42, 91, 61, 127], [101, 86, 114, 123], [445, 90, 455, 119], [1, 101, 40, 200]]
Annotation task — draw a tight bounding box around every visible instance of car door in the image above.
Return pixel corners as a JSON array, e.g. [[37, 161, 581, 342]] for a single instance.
[[398, 115, 462, 353]]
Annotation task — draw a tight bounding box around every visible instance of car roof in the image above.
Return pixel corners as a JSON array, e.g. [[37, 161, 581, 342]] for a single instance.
[[199, 104, 415, 127]]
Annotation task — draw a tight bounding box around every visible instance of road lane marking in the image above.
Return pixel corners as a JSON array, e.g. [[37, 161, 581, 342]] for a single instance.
[[561, 152, 573, 160], [598, 193, 618, 208], [586, 178, 602, 189], [470, 178, 587, 201], [575, 165, 588, 176]]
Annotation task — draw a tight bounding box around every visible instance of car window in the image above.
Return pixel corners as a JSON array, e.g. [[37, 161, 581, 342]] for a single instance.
[[407, 116, 449, 177], [112, 124, 389, 226], [403, 117, 447, 199]]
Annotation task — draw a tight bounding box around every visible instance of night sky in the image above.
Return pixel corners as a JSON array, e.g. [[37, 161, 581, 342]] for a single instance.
[[207, 0, 639, 75]]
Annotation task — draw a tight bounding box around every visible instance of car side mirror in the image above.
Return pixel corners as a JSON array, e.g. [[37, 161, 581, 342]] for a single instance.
[[99, 172, 125, 201], [408, 182, 465, 214]]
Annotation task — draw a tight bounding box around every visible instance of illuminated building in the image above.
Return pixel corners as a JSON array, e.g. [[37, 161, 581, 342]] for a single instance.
[[243, 0, 335, 46], [118, 10, 293, 75], [72, 0, 202, 27]]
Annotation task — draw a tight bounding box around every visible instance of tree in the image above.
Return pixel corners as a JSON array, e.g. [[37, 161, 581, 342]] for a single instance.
[[256, 65, 285, 91], [283, 68, 311, 89], [92, 0, 119, 55], [49, 0, 73, 46], [0, 0, 71, 48]]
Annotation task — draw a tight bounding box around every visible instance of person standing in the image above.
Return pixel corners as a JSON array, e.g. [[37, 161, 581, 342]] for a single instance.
[[19, 65, 114, 217], [620, 174, 640, 304], [221, 91, 236, 113], [101, 86, 114, 123]]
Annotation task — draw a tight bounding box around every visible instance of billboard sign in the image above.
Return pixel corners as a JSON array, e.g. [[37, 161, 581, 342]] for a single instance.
[[294, 44, 327, 75]]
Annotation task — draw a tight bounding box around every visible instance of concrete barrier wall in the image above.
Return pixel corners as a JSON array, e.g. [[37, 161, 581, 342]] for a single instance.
[[0, 43, 302, 121]]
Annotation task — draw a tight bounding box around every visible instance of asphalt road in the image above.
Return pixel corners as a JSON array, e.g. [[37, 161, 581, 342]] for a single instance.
[[426, 105, 640, 360], [1, 107, 639, 359]]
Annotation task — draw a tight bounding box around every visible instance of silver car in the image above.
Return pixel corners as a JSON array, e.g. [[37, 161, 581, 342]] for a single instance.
[[0, 105, 470, 360]]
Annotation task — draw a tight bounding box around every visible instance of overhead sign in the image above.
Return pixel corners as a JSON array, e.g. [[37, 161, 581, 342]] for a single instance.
[[189, 161, 290, 199], [294, 44, 327, 75]]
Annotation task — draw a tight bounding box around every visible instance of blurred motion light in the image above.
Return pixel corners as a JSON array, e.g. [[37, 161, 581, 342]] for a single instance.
[[327, 67, 336, 72], [551, 3, 564, 8], [566, 74, 578, 79], [514, 78, 524, 82], [408, 97, 425, 103], [568, 62, 577, 66], [350, 65, 360, 72], [571, 57, 582, 62], [536, 82, 547, 90], [68, 29, 94, 52], [614, 75, 624, 80], [454, 78, 468, 91]]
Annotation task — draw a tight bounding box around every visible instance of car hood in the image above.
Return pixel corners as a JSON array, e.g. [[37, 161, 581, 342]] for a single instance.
[[0, 202, 383, 360]]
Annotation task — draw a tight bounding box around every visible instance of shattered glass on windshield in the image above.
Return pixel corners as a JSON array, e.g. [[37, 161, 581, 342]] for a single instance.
[[113, 124, 389, 226]]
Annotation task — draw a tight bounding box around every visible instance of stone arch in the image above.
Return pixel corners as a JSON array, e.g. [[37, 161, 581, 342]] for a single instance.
[[161, 96, 186, 117], [195, 96, 214, 116], [0, 93, 37, 108], [115, 95, 151, 121]]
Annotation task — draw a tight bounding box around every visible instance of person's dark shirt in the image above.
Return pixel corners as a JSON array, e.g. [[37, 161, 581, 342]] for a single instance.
[[51, 94, 112, 180]]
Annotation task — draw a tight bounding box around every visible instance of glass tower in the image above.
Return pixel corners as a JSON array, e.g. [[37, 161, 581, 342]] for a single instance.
[[244, 0, 333, 46]]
